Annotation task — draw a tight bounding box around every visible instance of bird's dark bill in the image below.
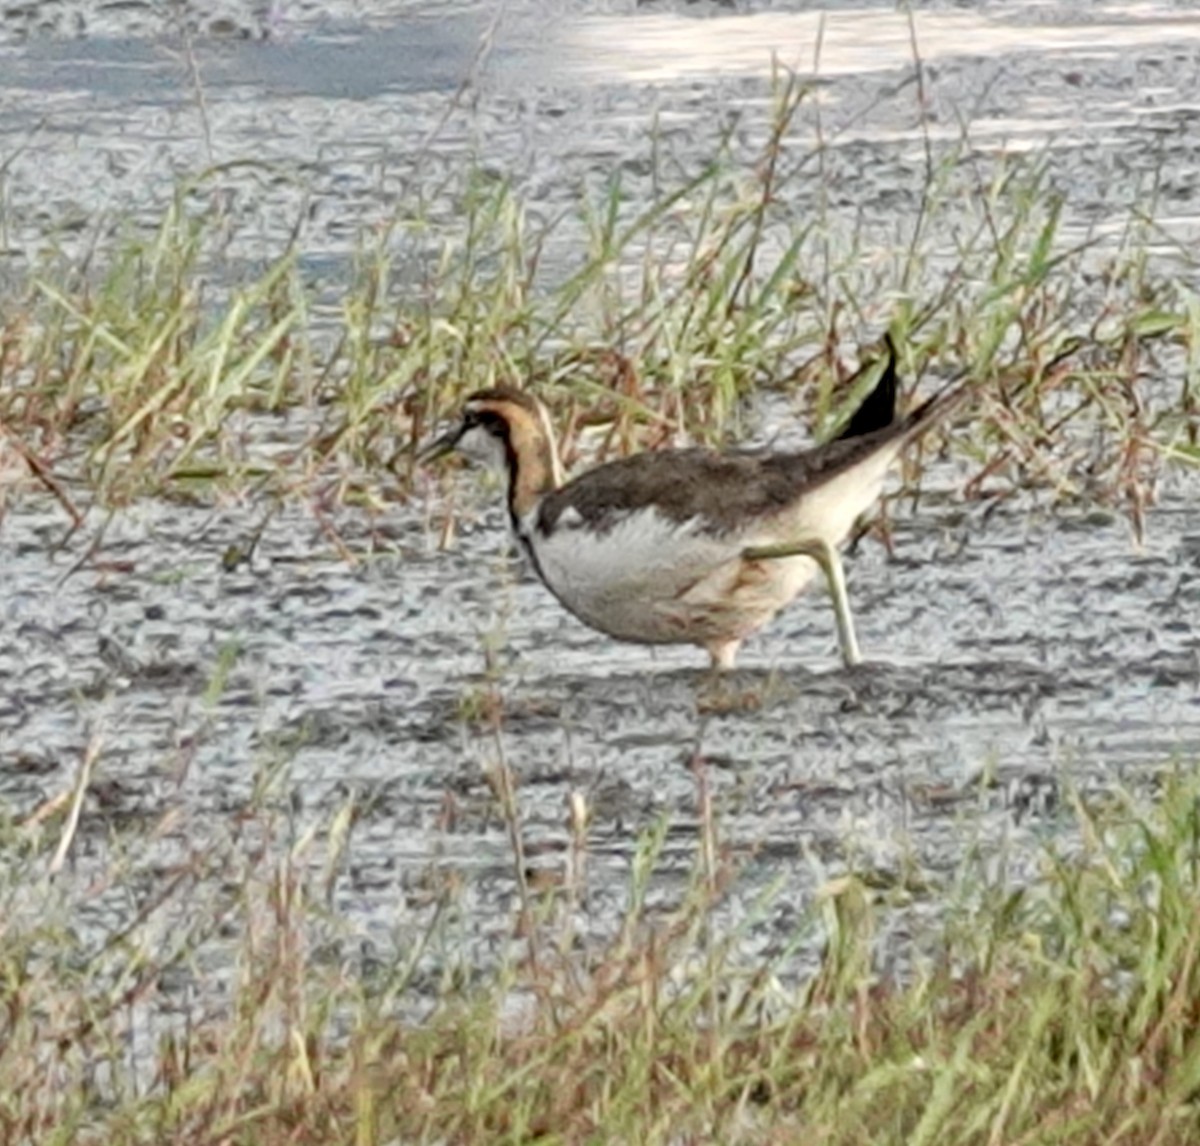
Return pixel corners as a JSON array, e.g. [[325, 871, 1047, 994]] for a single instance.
[[417, 423, 465, 464]]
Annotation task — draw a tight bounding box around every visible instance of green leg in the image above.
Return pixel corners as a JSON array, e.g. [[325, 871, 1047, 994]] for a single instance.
[[742, 538, 863, 668]]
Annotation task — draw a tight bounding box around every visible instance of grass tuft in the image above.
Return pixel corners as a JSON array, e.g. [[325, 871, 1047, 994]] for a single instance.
[[5, 760, 1200, 1143], [1, 85, 1195, 533]]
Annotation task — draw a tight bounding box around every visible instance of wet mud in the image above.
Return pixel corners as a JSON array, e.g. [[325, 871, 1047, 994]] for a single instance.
[[6, 468, 1200, 966], [3, 1, 1200, 980], [1, 3, 1199, 276]]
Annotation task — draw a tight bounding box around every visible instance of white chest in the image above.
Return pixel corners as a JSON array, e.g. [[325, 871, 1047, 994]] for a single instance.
[[517, 506, 810, 644]]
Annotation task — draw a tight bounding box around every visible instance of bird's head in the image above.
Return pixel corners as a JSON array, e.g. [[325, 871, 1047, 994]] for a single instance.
[[419, 387, 563, 512]]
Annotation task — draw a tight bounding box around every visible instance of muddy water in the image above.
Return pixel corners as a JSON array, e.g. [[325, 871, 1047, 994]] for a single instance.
[[3, 2, 1200, 987], [1, 3, 1199, 271], [6, 464, 1200, 975]]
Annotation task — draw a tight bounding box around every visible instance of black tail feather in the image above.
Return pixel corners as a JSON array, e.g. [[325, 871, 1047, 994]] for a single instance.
[[836, 333, 897, 441]]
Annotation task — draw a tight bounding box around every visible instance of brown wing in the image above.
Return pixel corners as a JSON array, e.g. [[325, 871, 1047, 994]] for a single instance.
[[537, 371, 965, 539], [540, 429, 881, 538]]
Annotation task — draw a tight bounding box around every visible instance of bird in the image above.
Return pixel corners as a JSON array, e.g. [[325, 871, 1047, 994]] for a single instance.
[[419, 337, 964, 671]]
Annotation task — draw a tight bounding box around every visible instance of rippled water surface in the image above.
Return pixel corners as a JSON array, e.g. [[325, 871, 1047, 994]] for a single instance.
[[3, 0, 1200, 983], [2, 1, 1200, 266], [7, 468, 1200, 963]]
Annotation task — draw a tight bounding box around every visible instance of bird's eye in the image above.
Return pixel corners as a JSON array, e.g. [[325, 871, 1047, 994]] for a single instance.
[[473, 410, 506, 435]]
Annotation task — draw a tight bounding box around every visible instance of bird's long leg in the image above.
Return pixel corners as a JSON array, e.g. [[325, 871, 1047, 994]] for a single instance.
[[704, 638, 742, 672], [741, 538, 862, 667]]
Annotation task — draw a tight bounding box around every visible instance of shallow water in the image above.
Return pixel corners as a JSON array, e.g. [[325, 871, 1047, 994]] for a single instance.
[[3, 0, 1200, 998], [2, 2, 1199, 272], [5, 460, 1200, 967]]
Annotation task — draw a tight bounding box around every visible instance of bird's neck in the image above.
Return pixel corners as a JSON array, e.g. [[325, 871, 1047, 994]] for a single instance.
[[505, 426, 559, 526]]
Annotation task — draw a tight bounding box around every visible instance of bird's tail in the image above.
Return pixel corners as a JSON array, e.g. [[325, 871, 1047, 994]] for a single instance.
[[838, 333, 971, 448], [836, 333, 899, 441], [897, 369, 973, 446]]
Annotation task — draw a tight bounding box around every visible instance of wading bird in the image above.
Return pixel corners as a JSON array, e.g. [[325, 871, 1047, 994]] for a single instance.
[[421, 338, 963, 670]]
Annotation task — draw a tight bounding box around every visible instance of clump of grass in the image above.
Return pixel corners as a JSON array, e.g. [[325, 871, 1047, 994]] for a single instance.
[[1, 76, 1196, 532], [5, 749, 1200, 1144]]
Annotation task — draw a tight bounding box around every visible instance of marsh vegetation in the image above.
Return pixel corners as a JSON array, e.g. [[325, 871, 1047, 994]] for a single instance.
[[4, 4, 1200, 1143]]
